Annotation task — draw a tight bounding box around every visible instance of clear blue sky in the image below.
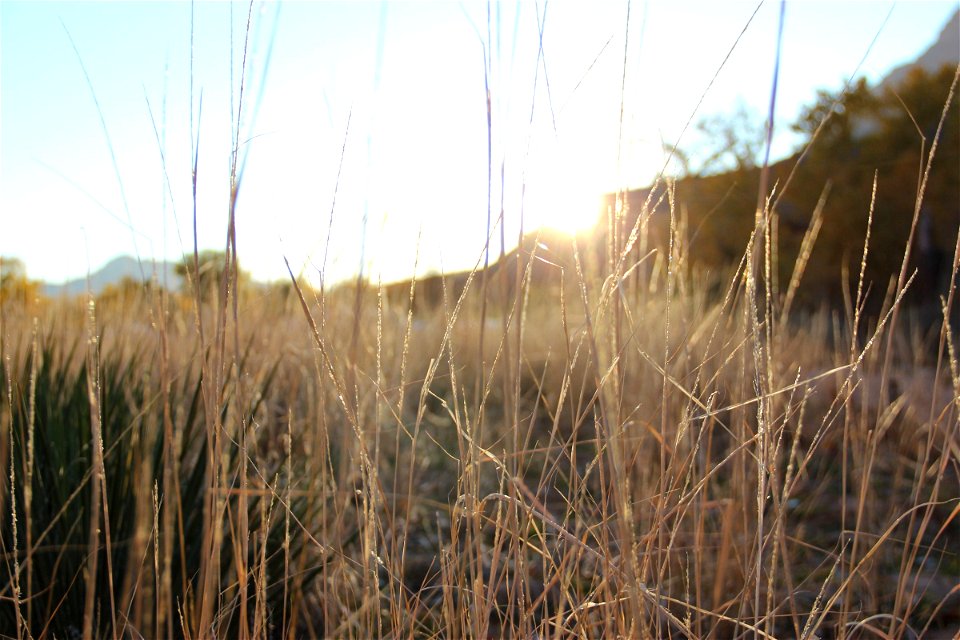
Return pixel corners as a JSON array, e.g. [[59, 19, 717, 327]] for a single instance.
[[2, 1, 957, 285]]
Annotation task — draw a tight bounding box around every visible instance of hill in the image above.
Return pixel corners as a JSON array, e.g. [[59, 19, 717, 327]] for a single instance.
[[43, 255, 180, 297], [882, 8, 959, 89]]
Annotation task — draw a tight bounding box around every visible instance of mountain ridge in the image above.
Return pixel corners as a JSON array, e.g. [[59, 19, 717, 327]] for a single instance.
[[43, 256, 180, 297], [881, 8, 959, 89]]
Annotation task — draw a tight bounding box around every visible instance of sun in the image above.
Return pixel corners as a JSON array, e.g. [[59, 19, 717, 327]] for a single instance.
[[537, 189, 603, 237], [523, 163, 605, 238]]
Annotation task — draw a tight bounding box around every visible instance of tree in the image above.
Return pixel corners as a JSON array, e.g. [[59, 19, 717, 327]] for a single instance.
[[97, 276, 157, 309], [175, 250, 250, 304], [1, 257, 41, 305], [1, 256, 25, 285], [666, 101, 767, 177], [640, 64, 958, 313], [785, 64, 959, 306]]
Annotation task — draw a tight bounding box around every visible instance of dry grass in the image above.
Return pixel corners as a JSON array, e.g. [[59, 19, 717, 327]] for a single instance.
[[1, 195, 958, 638], [2, 6, 959, 637]]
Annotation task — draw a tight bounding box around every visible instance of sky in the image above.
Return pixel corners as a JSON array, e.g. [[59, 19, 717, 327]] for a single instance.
[[1, 0, 958, 286]]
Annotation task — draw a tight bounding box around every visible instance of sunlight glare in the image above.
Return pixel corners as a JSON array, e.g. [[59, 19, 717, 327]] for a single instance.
[[524, 139, 605, 238], [528, 181, 603, 238]]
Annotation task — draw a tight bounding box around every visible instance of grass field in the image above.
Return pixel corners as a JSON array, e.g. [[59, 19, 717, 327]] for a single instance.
[[2, 194, 959, 638], [2, 6, 959, 639]]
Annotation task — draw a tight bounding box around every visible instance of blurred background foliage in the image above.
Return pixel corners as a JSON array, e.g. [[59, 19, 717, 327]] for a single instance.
[[630, 64, 958, 315], [1, 257, 42, 307]]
